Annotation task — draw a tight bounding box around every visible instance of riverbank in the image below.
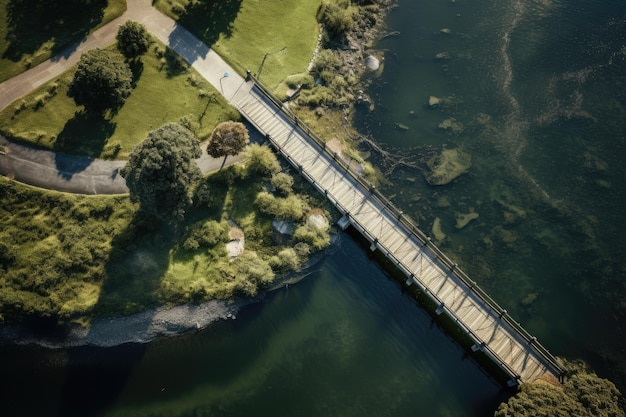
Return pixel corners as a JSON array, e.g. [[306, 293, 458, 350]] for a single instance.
[[0, 232, 341, 348]]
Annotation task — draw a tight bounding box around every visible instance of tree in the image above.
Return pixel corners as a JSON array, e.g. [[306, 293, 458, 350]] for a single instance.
[[116, 20, 151, 59], [494, 366, 625, 417], [120, 123, 202, 221], [206, 121, 250, 160], [67, 48, 132, 113]]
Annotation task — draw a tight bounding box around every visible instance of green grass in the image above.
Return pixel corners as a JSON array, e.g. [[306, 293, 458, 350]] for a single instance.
[[0, 146, 332, 322], [154, 0, 320, 89], [0, 0, 126, 82], [0, 40, 239, 158]]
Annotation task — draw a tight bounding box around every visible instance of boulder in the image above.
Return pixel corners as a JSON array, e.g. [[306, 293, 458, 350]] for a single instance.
[[365, 55, 380, 71], [428, 96, 441, 108], [307, 213, 329, 230], [272, 220, 295, 245]]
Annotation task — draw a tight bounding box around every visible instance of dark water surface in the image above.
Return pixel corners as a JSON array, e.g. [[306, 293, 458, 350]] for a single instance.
[[0, 236, 506, 417], [357, 0, 626, 390], [1, 0, 625, 415]]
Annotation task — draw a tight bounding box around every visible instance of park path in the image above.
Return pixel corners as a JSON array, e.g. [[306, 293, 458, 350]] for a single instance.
[[0, 0, 248, 194]]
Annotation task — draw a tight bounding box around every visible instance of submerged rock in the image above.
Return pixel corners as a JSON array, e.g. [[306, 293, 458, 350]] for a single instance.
[[455, 211, 479, 229], [432, 217, 446, 242], [438, 118, 464, 134], [425, 148, 472, 185], [428, 96, 441, 108]]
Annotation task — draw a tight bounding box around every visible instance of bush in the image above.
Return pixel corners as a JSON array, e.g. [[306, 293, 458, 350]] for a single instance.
[[255, 192, 306, 221], [244, 144, 281, 177], [285, 73, 316, 90], [232, 253, 275, 296], [271, 172, 294, 196], [183, 220, 230, 251], [293, 224, 331, 250], [317, 0, 356, 38], [312, 49, 341, 76], [268, 248, 300, 272]]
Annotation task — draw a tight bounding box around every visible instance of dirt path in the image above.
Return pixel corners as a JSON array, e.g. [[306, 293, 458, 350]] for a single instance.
[[0, 0, 248, 194]]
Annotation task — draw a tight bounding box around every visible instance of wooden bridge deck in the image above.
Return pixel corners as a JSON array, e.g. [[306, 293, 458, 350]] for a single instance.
[[232, 77, 565, 386]]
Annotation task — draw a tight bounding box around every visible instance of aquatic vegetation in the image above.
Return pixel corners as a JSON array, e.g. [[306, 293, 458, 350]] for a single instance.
[[425, 148, 472, 185]]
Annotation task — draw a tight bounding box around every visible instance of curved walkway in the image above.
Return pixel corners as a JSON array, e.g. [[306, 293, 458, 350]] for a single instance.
[[0, 0, 248, 194]]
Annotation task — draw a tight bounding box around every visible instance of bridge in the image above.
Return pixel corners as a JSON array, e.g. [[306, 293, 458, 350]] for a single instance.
[[232, 72, 566, 387]]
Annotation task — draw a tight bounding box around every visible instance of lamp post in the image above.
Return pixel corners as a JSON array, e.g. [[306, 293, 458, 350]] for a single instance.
[[257, 46, 286, 80], [219, 72, 229, 94]]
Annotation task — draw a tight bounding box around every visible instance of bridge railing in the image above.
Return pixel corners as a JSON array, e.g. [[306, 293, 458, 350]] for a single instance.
[[243, 71, 566, 381]]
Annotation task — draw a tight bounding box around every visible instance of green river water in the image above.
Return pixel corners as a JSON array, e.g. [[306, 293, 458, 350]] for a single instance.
[[1, 0, 625, 415]]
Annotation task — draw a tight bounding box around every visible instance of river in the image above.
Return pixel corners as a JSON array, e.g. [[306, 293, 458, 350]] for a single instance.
[[1, 0, 625, 415]]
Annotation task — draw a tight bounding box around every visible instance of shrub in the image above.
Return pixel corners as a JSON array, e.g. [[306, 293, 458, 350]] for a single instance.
[[293, 224, 331, 250], [244, 144, 281, 177], [317, 0, 356, 38], [268, 248, 300, 272], [255, 192, 305, 221], [271, 172, 294, 196], [183, 220, 230, 251], [285, 73, 316, 89], [232, 253, 275, 296]]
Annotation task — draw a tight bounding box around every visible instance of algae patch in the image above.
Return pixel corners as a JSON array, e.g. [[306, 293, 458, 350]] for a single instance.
[[455, 211, 479, 229], [432, 217, 446, 242], [425, 148, 471, 185]]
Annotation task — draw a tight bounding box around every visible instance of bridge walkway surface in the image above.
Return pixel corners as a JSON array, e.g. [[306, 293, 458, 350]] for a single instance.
[[232, 76, 566, 386]]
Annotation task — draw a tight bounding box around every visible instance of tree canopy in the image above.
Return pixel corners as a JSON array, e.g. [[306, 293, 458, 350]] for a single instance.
[[495, 367, 625, 417], [206, 121, 250, 159], [120, 123, 202, 221], [67, 48, 132, 113], [116, 20, 151, 59]]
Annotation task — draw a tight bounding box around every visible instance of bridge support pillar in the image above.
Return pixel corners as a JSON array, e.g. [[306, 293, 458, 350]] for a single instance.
[[337, 215, 351, 230], [471, 342, 485, 352]]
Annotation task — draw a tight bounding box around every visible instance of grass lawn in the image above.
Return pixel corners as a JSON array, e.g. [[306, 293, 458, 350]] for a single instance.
[[155, 0, 320, 89], [0, 0, 126, 82], [0, 39, 239, 158]]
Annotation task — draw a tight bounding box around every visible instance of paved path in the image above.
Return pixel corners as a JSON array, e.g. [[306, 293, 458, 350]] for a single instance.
[[0, 0, 248, 194]]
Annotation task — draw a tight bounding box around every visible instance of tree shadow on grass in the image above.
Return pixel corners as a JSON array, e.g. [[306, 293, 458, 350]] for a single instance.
[[98, 213, 175, 317], [3, 0, 108, 62], [128, 59, 145, 88], [172, 0, 243, 49], [53, 111, 116, 178], [56, 212, 176, 417]]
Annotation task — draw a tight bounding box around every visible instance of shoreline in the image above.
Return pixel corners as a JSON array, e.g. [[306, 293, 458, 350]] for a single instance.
[[0, 234, 341, 349]]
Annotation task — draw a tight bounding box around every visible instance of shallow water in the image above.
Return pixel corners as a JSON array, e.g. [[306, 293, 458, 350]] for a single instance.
[[356, 0, 626, 389]]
